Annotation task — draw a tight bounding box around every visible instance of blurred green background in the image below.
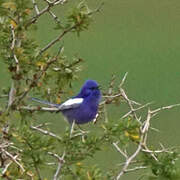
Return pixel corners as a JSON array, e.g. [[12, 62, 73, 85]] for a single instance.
[[1, 0, 180, 179]]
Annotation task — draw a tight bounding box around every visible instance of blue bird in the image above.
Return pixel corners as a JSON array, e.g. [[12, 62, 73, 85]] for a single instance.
[[31, 80, 101, 124]]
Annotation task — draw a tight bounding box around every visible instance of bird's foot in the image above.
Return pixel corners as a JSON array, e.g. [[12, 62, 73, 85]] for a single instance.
[[70, 122, 89, 140]]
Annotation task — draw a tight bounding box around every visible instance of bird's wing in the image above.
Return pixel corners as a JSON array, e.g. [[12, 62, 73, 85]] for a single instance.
[[58, 98, 83, 110], [31, 97, 59, 107]]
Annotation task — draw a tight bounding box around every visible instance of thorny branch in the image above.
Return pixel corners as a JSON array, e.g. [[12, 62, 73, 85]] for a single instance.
[[26, 0, 67, 28], [32, 0, 62, 24], [1, 148, 25, 173], [91, 73, 180, 179], [48, 151, 65, 180], [30, 125, 62, 141], [107, 74, 180, 180], [0, 143, 25, 178], [2, 155, 18, 176]]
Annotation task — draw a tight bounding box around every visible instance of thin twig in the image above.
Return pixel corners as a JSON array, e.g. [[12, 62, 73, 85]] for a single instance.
[[15, 46, 63, 104], [70, 130, 89, 139], [48, 151, 65, 180], [116, 142, 142, 179], [102, 94, 121, 98], [120, 88, 140, 121], [8, 82, 15, 108], [142, 148, 173, 154], [39, 26, 75, 55], [10, 24, 20, 73], [104, 104, 108, 123], [48, 10, 61, 24], [10, 25, 16, 50], [2, 155, 18, 175], [119, 72, 128, 88], [32, 0, 39, 14], [124, 166, 147, 173], [115, 101, 157, 179], [19, 105, 59, 112], [87, 2, 104, 15], [39, 2, 103, 55], [121, 102, 153, 119], [30, 125, 62, 140], [0, 94, 8, 98], [150, 103, 180, 115], [1, 149, 25, 173], [113, 142, 128, 159], [26, 0, 67, 28], [115, 98, 180, 179]]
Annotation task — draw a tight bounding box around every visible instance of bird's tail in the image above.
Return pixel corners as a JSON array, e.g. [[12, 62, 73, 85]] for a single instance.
[[31, 97, 59, 108]]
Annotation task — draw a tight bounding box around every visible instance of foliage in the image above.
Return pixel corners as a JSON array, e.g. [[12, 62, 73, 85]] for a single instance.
[[142, 151, 180, 180], [0, 0, 179, 180]]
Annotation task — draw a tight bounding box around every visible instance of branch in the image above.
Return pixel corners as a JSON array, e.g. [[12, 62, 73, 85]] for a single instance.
[[26, 0, 67, 28], [20, 105, 59, 112], [119, 72, 128, 88], [10, 24, 16, 50], [30, 125, 62, 141], [86, 2, 104, 15], [113, 142, 128, 159], [38, 2, 103, 55], [48, 151, 65, 180], [121, 102, 153, 119], [124, 166, 147, 173], [32, 0, 39, 15], [10, 24, 20, 73], [115, 98, 180, 179], [150, 103, 180, 115], [142, 147, 173, 154], [2, 155, 18, 175], [100, 74, 180, 179], [119, 88, 140, 122], [39, 26, 75, 55], [14, 46, 63, 104], [7, 82, 16, 108], [1, 149, 25, 173], [48, 10, 61, 25], [0, 94, 8, 98], [116, 142, 142, 179]]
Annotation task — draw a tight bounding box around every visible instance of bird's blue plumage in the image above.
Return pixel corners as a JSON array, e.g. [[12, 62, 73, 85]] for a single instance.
[[31, 80, 101, 124]]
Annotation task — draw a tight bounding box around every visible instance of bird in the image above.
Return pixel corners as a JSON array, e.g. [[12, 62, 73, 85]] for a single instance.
[[31, 80, 101, 125]]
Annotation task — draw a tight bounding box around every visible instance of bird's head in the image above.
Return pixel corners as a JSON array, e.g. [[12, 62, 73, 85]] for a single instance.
[[79, 80, 101, 101]]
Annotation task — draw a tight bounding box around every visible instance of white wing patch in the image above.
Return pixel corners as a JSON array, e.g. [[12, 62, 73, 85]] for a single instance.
[[63, 98, 83, 106], [58, 98, 83, 110]]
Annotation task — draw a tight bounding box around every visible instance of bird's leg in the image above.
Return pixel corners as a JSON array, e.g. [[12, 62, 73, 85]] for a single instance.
[[70, 121, 75, 138], [70, 123, 89, 140], [77, 124, 89, 134], [77, 125, 89, 143], [77, 124, 84, 131]]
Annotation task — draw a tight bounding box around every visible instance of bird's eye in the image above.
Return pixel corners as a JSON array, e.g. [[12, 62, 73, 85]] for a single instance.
[[90, 86, 98, 90]]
